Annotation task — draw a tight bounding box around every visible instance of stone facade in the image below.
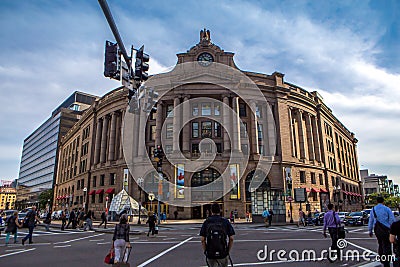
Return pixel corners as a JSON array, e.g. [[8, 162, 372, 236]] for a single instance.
[[53, 30, 361, 221]]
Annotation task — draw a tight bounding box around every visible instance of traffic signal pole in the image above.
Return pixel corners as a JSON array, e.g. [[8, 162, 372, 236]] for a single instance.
[[98, 0, 131, 67]]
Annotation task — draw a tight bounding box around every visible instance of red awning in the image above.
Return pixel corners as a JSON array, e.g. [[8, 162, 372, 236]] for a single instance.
[[105, 188, 115, 194], [311, 188, 320, 192], [342, 191, 348, 195], [96, 189, 104, 194], [88, 190, 96, 195], [320, 188, 328, 193], [301, 187, 311, 192]]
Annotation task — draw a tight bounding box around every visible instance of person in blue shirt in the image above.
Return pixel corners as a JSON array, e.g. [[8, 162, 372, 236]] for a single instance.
[[262, 208, 270, 227], [368, 196, 395, 267]]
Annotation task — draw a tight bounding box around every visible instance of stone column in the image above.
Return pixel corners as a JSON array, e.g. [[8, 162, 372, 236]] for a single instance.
[[108, 112, 117, 161], [182, 96, 190, 152], [232, 97, 241, 151], [137, 110, 147, 157], [94, 118, 103, 164], [266, 103, 276, 157], [311, 115, 322, 162], [114, 111, 122, 159], [288, 108, 296, 157], [250, 101, 259, 155], [296, 110, 306, 159], [305, 113, 315, 161], [100, 115, 110, 163], [155, 102, 163, 147], [172, 97, 181, 152], [222, 96, 231, 153], [132, 110, 140, 158]]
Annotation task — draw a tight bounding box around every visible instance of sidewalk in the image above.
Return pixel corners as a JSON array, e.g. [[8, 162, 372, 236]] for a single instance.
[[43, 218, 298, 235]]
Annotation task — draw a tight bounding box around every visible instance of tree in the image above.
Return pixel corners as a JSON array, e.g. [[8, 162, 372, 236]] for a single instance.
[[38, 189, 53, 211], [366, 192, 400, 209]]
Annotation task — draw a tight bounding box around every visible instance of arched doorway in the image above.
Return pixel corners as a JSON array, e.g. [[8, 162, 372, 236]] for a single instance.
[[245, 170, 285, 222], [143, 171, 170, 214], [191, 168, 223, 219]]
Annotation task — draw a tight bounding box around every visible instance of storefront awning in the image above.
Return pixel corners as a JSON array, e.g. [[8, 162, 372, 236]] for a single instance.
[[301, 187, 311, 192], [105, 188, 115, 194], [88, 190, 96, 195], [96, 189, 104, 194], [311, 188, 320, 192], [319, 188, 328, 193]]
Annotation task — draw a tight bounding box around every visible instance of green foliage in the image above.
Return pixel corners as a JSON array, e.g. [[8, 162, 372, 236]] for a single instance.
[[38, 189, 53, 210], [367, 192, 400, 208]]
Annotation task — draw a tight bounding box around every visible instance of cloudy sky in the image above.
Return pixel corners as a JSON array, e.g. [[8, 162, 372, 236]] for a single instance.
[[0, 0, 399, 183]]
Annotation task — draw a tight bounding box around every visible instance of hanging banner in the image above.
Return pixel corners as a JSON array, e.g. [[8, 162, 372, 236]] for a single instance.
[[175, 164, 185, 199], [229, 164, 240, 199], [123, 169, 129, 192]]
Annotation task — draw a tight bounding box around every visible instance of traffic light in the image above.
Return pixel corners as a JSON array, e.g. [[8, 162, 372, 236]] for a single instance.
[[104, 40, 120, 79], [128, 89, 135, 101], [134, 45, 149, 82]]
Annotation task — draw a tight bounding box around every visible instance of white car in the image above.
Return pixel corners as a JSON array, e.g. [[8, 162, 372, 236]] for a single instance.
[[338, 212, 349, 223]]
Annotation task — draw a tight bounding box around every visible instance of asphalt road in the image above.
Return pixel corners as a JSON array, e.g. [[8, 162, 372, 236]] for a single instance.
[[0, 224, 384, 267]]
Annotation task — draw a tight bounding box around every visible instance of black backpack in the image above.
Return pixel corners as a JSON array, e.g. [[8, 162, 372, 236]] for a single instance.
[[205, 218, 229, 259]]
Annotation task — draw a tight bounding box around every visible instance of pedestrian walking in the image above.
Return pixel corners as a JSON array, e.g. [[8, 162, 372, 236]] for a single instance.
[[368, 196, 395, 267], [146, 211, 157, 237], [66, 209, 76, 229], [22, 205, 41, 245], [83, 210, 94, 231], [246, 211, 251, 222], [200, 203, 235, 267], [61, 209, 67, 230], [229, 211, 235, 224], [390, 217, 400, 267], [77, 208, 85, 229], [5, 210, 22, 246], [174, 210, 178, 220], [44, 211, 52, 231], [268, 209, 274, 226], [111, 214, 131, 263], [262, 208, 270, 227], [162, 212, 167, 223], [99, 211, 107, 229], [323, 203, 342, 262], [297, 209, 305, 227]]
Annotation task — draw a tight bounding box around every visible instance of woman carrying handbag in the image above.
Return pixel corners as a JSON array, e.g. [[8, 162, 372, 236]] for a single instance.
[[112, 214, 131, 264]]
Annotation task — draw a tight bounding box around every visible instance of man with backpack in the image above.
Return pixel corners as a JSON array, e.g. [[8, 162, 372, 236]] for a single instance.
[[22, 206, 41, 245], [368, 196, 395, 267], [200, 203, 235, 267]]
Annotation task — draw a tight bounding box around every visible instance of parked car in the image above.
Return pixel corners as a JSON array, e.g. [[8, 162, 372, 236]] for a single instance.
[[312, 212, 325, 226], [345, 211, 368, 226], [40, 212, 48, 219], [52, 210, 62, 220], [2, 209, 17, 220], [18, 212, 28, 220], [338, 212, 349, 224]]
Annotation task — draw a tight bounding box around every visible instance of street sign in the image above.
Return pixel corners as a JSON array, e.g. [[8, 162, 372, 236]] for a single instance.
[[287, 196, 293, 202], [294, 188, 307, 203], [148, 193, 155, 201]]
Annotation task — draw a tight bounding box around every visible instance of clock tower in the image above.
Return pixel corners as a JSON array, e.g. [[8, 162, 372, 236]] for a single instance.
[[176, 28, 238, 68]]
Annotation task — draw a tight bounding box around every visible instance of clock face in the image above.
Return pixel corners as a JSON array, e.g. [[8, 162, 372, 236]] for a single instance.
[[197, 52, 214, 66]]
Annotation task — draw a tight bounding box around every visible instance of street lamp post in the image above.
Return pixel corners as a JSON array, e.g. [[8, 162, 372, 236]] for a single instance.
[[334, 185, 341, 211], [83, 187, 87, 211], [137, 177, 144, 224]]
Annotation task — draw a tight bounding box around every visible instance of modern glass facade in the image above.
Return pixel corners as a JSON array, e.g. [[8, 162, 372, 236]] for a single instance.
[[18, 113, 61, 192]]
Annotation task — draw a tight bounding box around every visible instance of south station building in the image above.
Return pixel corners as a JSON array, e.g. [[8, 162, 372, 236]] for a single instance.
[[53, 30, 362, 222]]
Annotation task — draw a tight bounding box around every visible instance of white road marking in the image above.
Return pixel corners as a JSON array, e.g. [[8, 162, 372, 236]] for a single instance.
[[97, 242, 111, 245], [89, 239, 105, 242], [0, 248, 36, 258], [163, 238, 177, 240], [345, 240, 378, 255], [54, 233, 104, 244], [137, 237, 193, 267], [5, 248, 25, 252], [54, 245, 72, 248]]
